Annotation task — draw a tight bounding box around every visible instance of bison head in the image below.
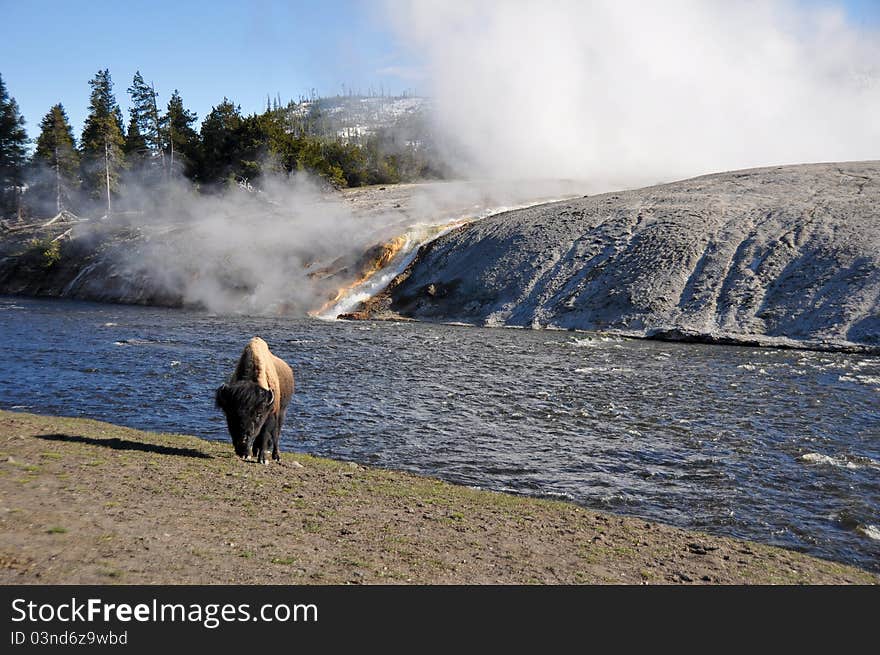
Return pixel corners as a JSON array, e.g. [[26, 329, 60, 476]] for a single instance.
[[215, 382, 275, 459]]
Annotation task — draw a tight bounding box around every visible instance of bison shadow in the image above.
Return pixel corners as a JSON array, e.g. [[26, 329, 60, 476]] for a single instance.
[[34, 433, 212, 459]]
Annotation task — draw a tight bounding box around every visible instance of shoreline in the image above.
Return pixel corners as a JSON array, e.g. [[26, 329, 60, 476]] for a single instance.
[[1, 410, 875, 584], [341, 309, 880, 355], [5, 293, 874, 357]]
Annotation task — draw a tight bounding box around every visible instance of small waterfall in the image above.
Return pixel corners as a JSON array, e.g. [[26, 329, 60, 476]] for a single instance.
[[315, 196, 576, 320], [315, 219, 466, 319]]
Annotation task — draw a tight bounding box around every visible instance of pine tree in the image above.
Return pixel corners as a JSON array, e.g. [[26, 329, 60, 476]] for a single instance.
[[163, 90, 199, 179], [80, 69, 126, 215], [0, 73, 28, 218], [32, 103, 80, 214], [127, 71, 164, 177], [123, 115, 149, 164], [196, 98, 242, 185]]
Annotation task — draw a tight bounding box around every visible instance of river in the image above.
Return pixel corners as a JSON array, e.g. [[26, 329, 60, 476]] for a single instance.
[[1, 295, 878, 571]]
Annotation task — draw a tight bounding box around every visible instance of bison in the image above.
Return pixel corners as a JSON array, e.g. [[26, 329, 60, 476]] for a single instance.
[[215, 337, 294, 464]]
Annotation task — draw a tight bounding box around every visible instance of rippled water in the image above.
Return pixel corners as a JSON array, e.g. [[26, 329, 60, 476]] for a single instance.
[[1, 296, 878, 571]]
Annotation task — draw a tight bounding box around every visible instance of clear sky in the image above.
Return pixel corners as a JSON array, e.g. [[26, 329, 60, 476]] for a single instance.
[[0, 0, 420, 141], [1, 0, 878, 143]]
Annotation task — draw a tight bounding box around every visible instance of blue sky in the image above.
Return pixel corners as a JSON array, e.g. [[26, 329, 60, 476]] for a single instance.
[[1, 0, 878, 142], [0, 0, 419, 141]]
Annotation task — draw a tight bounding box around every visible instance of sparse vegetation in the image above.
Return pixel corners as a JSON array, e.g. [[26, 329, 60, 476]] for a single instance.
[[25, 237, 62, 269], [270, 556, 298, 566]]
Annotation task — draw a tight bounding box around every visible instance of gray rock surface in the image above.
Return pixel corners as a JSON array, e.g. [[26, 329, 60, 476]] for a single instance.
[[372, 162, 880, 352]]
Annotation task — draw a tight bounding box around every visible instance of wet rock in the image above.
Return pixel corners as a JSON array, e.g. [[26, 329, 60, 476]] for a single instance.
[[425, 282, 449, 299]]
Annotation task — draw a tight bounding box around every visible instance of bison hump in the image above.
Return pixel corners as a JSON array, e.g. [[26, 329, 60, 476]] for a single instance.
[[232, 337, 291, 415]]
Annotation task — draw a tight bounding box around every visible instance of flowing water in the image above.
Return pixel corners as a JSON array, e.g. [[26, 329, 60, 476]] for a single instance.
[[1, 296, 878, 571]]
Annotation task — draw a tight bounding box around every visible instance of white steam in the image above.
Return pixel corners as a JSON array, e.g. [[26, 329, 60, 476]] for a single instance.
[[387, 1, 880, 184], [106, 174, 582, 315]]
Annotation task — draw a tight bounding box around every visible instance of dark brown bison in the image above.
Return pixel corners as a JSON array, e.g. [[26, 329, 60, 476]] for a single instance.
[[215, 337, 294, 464]]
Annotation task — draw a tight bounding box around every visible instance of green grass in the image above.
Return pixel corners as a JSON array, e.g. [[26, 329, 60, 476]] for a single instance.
[[270, 556, 297, 566]]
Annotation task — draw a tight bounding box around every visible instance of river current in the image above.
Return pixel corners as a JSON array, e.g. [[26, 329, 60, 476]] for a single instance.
[[1, 296, 878, 570]]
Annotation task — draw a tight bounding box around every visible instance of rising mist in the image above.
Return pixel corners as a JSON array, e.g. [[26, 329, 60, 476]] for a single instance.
[[387, 0, 880, 185], [71, 173, 583, 316]]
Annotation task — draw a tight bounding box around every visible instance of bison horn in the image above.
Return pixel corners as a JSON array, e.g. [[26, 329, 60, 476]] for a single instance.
[[265, 388, 275, 407]]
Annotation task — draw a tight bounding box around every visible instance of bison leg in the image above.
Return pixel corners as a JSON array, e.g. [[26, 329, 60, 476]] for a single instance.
[[256, 415, 276, 465], [272, 411, 285, 462], [256, 434, 268, 465]]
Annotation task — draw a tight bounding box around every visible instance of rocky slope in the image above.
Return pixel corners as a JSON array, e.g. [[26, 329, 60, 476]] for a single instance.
[[359, 162, 880, 352]]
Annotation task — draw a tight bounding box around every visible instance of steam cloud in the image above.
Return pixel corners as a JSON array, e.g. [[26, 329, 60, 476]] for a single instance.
[[386, 0, 880, 185], [103, 174, 580, 315], [125, 175, 381, 314]]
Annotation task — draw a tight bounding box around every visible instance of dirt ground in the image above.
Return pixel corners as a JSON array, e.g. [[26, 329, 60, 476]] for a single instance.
[[0, 410, 875, 585]]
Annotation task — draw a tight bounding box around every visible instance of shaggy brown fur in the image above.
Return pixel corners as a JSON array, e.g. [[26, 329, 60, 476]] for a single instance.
[[232, 337, 294, 416], [217, 337, 295, 463]]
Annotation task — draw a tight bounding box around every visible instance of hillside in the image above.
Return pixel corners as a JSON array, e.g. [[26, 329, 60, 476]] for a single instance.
[[360, 162, 880, 352], [285, 94, 427, 141]]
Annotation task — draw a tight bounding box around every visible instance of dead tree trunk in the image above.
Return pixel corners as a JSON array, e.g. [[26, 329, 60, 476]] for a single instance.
[[54, 145, 62, 214], [169, 127, 174, 177], [150, 82, 166, 181], [104, 137, 112, 218]]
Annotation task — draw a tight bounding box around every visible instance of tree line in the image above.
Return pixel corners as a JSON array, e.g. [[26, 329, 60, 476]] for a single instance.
[[0, 70, 446, 220]]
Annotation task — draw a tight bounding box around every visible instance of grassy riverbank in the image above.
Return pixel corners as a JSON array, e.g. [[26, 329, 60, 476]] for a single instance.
[[0, 410, 874, 584]]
